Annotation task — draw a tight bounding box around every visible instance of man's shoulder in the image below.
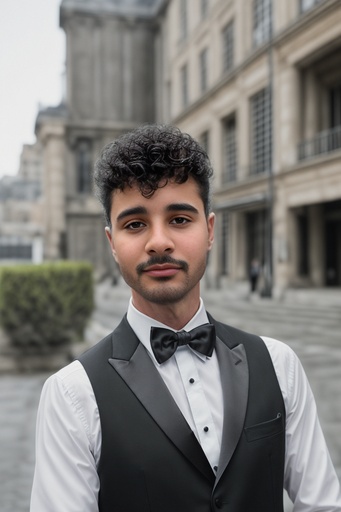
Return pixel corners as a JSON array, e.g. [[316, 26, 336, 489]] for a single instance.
[[40, 359, 94, 412], [42, 334, 116, 405], [79, 332, 113, 362], [79, 314, 137, 367], [208, 313, 263, 349], [209, 315, 295, 371], [260, 335, 298, 370]]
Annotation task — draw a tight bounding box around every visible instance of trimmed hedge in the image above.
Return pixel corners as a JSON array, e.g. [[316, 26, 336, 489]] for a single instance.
[[0, 262, 94, 350]]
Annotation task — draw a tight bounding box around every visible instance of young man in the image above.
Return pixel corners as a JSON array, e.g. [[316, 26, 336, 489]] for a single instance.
[[30, 125, 341, 511]]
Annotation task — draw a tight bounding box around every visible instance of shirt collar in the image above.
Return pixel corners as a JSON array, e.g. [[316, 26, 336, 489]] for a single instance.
[[126, 298, 210, 365]]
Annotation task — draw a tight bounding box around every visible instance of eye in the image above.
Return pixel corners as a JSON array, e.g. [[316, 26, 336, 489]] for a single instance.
[[170, 217, 190, 225], [125, 221, 145, 230]]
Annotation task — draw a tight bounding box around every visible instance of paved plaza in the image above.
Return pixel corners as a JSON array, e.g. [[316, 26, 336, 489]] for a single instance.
[[0, 280, 340, 511]]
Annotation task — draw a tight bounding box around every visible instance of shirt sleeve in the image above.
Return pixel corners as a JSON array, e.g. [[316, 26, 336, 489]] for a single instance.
[[262, 336, 341, 512], [30, 361, 100, 512]]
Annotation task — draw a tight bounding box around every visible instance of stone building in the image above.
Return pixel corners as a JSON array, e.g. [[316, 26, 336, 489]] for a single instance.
[[160, 0, 341, 294], [36, 0, 341, 291], [36, 0, 163, 279], [0, 143, 44, 264]]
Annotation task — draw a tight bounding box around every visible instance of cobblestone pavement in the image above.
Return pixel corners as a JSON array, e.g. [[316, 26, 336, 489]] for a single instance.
[[0, 281, 340, 511], [0, 373, 49, 512]]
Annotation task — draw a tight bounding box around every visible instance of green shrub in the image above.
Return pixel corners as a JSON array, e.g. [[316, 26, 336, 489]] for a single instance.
[[0, 262, 94, 350]]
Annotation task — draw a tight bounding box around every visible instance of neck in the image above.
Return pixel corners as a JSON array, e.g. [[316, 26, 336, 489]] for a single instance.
[[131, 290, 201, 330]]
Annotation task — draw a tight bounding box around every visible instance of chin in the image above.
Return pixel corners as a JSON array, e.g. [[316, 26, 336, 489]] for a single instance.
[[140, 278, 201, 306]]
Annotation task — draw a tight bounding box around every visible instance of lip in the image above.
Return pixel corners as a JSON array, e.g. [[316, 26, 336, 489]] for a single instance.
[[143, 264, 182, 277]]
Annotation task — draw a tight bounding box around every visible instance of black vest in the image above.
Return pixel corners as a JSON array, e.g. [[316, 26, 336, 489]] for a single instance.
[[79, 315, 285, 512]]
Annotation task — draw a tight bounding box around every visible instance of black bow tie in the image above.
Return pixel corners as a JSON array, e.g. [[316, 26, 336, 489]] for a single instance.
[[150, 324, 216, 364]]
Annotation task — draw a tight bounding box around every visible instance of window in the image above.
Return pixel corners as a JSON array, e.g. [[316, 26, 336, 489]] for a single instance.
[[180, 0, 188, 41], [253, 0, 272, 47], [199, 48, 208, 93], [0, 236, 32, 260], [199, 130, 210, 155], [222, 115, 237, 183], [250, 88, 272, 175], [201, 0, 209, 18], [77, 139, 92, 193], [222, 21, 234, 74], [300, 0, 325, 12], [181, 64, 189, 107], [298, 83, 341, 159]]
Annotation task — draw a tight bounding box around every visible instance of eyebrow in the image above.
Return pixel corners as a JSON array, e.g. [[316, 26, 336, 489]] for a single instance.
[[116, 203, 199, 223], [166, 203, 199, 214], [116, 206, 147, 222]]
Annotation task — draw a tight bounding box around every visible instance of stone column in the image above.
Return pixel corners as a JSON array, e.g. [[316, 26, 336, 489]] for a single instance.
[[277, 62, 300, 168], [233, 211, 247, 280], [286, 207, 298, 286], [32, 235, 44, 264], [238, 91, 249, 181], [272, 183, 289, 296], [38, 122, 66, 261]]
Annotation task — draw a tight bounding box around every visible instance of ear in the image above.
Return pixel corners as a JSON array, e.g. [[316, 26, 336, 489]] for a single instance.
[[207, 212, 215, 250], [105, 226, 118, 261]]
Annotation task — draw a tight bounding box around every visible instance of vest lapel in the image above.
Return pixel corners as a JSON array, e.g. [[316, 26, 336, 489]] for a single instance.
[[108, 316, 214, 483], [214, 337, 248, 484]]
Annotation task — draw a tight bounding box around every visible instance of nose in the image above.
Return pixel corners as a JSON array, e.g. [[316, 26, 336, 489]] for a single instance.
[[145, 224, 175, 255]]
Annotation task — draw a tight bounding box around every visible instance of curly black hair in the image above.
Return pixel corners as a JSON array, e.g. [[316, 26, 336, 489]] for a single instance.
[[94, 124, 213, 227]]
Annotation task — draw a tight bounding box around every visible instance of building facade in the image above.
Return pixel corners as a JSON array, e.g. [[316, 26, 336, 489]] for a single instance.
[[35, 0, 341, 291], [0, 143, 44, 264], [36, 0, 163, 279], [159, 0, 341, 294]]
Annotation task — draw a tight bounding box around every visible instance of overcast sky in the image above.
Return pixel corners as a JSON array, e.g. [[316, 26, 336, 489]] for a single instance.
[[0, 0, 65, 177]]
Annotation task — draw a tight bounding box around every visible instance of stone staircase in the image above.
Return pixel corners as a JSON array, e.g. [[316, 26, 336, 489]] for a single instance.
[[202, 283, 341, 348], [85, 279, 341, 351]]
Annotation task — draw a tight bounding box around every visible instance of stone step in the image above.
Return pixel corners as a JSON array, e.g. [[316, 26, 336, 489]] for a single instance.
[[97, 281, 341, 316], [203, 295, 341, 324], [91, 281, 341, 349]]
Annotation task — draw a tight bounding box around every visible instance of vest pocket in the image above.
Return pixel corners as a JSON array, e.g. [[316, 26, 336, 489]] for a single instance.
[[244, 413, 284, 442]]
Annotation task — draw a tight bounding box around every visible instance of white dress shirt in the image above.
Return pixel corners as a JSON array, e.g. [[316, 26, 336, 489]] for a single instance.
[[127, 299, 223, 471], [30, 300, 341, 512]]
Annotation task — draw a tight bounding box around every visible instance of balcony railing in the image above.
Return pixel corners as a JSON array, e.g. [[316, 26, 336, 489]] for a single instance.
[[300, 0, 325, 13], [298, 125, 341, 161]]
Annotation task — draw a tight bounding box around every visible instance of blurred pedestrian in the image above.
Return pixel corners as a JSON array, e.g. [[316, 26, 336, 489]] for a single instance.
[[250, 257, 260, 293], [31, 124, 341, 512]]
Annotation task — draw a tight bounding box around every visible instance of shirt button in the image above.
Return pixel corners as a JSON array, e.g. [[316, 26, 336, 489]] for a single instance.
[[189, 378, 195, 384], [214, 465, 218, 471], [204, 426, 209, 432]]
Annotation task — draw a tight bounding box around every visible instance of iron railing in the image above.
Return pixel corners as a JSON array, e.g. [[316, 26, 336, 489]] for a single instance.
[[298, 125, 341, 160], [300, 0, 325, 13]]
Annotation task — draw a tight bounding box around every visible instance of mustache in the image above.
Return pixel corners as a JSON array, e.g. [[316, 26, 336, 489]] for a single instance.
[[136, 255, 189, 275]]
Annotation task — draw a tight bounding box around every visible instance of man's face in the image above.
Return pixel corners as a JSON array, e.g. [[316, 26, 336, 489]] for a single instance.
[[105, 177, 215, 315]]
